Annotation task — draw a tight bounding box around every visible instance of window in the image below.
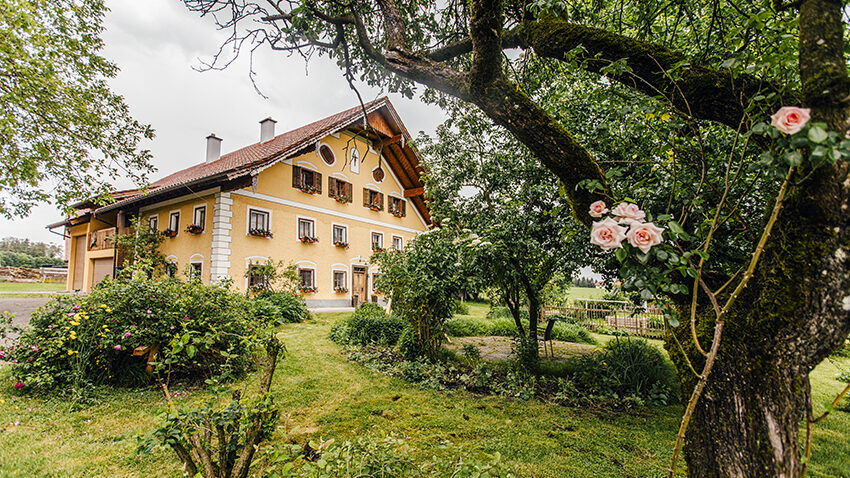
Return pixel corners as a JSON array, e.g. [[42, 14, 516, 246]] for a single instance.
[[248, 208, 270, 231], [389, 197, 406, 217], [193, 206, 206, 230], [371, 232, 384, 251], [349, 148, 360, 173], [392, 236, 403, 251], [328, 177, 353, 202], [298, 268, 315, 288], [332, 224, 347, 244], [371, 273, 382, 291], [333, 270, 347, 290], [148, 216, 158, 232], [319, 144, 335, 165], [363, 188, 384, 210], [292, 165, 322, 193], [166, 261, 177, 278], [372, 167, 385, 182], [189, 262, 202, 281], [297, 218, 316, 241], [247, 264, 270, 291], [168, 211, 180, 232]]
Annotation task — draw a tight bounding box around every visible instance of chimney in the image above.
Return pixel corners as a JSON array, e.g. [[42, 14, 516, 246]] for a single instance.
[[206, 133, 222, 163], [259, 117, 277, 142]]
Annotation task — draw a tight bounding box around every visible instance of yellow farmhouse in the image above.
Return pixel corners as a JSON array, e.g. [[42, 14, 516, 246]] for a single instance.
[[48, 97, 431, 308]]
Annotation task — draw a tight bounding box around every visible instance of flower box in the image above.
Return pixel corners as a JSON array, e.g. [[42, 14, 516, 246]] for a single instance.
[[333, 241, 349, 249], [185, 224, 203, 234], [331, 194, 352, 204], [372, 245, 385, 252], [389, 209, 404, 218], [334, 287, 349, 293], [368, 204, 383, 212], [299, 286, 317, 294], [249, 228, 273, 238], [299, 185, 319, 195], [162, 229, 178, 238], [299, 236, 318, 244]]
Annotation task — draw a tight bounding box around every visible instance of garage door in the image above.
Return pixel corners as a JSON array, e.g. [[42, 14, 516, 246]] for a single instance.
[[91, 258, 113, 286]]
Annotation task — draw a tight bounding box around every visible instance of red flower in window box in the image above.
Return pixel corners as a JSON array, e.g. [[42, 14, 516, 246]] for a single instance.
[[389, 208, 404, 218], [372, 245, 385, 252], [368, 204, 383, 212], [333, 240, 349, 249], [298, 185, 319, 194], [299, 236, 318, 244], [331, 193, 352, 203], [249, 228, 273, 238], [162, 229, 178, 238], [185, 224, 203, 234], [334, 286, 349, 293], [299, 286, 317, 294]]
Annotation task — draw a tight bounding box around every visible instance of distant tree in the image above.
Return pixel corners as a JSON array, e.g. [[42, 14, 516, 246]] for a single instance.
[[0, 0, 154, 216], [421, 111, 594, 372], [0, 237, 63, 258]]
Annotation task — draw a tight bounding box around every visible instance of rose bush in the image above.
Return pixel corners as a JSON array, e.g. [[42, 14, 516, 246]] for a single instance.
[[0, 277, 267, 394]]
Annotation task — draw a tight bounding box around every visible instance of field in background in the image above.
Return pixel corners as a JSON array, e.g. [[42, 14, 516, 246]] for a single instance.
[[0, 282, 66, 293]]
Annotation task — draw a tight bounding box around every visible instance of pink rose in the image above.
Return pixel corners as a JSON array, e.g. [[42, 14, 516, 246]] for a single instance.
[[589, 200, 608, 218], [113, 345, 121, 351], [626, 222, 665, 253], [770, 106, 811, 135], [14, 382, 24, 389], [611, 203, 646, 225], [590, 218, 628, 250]]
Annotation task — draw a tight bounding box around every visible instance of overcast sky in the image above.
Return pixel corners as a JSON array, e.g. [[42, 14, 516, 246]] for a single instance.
[[1, 0, 446, 247]]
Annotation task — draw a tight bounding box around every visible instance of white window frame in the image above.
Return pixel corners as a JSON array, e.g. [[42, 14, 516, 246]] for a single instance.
[[371, 231, 384, 250], [188, 255, 204, 281], [148, 215, 159, 232], [332, 268, 348, 291], [332, 223, 348, 244], [392, 235, 404, 251], [192, 205, 207, 231], [246, 206, 273, 235], [298, 267, 316, 288], [168, 210, 180, 233], [316, 141, 336, 166], [296, 215, 317, 241]]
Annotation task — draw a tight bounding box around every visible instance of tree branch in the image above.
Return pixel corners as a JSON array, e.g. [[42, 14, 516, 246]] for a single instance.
[[468, 0, 504, 92]]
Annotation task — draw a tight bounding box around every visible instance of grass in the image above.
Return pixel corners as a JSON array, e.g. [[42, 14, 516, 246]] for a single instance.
[[0, 282, 66, 293], [0, 313, 848, 477]]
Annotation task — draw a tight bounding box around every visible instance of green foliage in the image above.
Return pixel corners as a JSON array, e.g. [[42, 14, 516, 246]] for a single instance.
[[0, 0, 154, 216], [246, 260, 300, 295], [266, 435, 513, 477], [445, 317, 598, 345], [113, 217, 167, 279], [452, 299, 470, 315], [460, 344, 482, 362], [373, 228, 471, 358], [0, 237, 62, 258], [1, 277, 265, 394], [329, 303, 404, 347], [0, 250, 64, 267], [254, 291, 310, 325], [559, 338, 678, 405]]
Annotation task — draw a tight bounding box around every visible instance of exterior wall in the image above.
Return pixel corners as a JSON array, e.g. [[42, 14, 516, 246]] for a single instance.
[[66, 214, 120, 292], [226, 131, 427, 304], [139, 193, 216, 283]]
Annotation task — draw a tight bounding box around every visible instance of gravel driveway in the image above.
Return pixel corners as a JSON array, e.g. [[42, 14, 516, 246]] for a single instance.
[[0, 297, 51, 343]]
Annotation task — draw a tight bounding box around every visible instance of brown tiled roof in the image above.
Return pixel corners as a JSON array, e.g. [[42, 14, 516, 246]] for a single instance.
[[151, 97, 390, 190]]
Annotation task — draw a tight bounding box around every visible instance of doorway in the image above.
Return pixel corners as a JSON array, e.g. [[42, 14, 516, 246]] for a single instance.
[[352, 266, 367, 307]]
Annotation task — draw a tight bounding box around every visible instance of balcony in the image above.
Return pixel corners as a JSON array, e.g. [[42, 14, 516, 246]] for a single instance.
[[88, 228, 116, 251]]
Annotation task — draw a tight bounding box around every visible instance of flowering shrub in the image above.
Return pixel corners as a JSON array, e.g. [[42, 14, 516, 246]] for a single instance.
[[249, 228, 273, 238], [1, 277, 265, 393]]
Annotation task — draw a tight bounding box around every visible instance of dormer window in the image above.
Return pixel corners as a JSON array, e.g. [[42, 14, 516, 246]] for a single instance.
[[292, 165, 322, 194], [328, 177, 353, 203], [389, 196, 406, 217]]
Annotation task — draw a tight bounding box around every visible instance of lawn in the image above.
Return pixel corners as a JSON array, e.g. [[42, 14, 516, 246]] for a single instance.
[[0, 313, 847, 477], [0, 282, 66, 293]]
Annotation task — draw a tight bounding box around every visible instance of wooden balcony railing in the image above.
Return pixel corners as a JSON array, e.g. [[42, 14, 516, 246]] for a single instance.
[[88, 228, 116, 251]]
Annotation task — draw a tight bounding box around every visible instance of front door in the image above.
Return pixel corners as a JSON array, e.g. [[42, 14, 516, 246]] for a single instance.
[[352, 266, 367, 307]]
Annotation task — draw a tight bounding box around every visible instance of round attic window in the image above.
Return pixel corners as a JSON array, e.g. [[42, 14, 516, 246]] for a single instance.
[[319, 144, 335, 165], [372, 167, 385, 182]]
